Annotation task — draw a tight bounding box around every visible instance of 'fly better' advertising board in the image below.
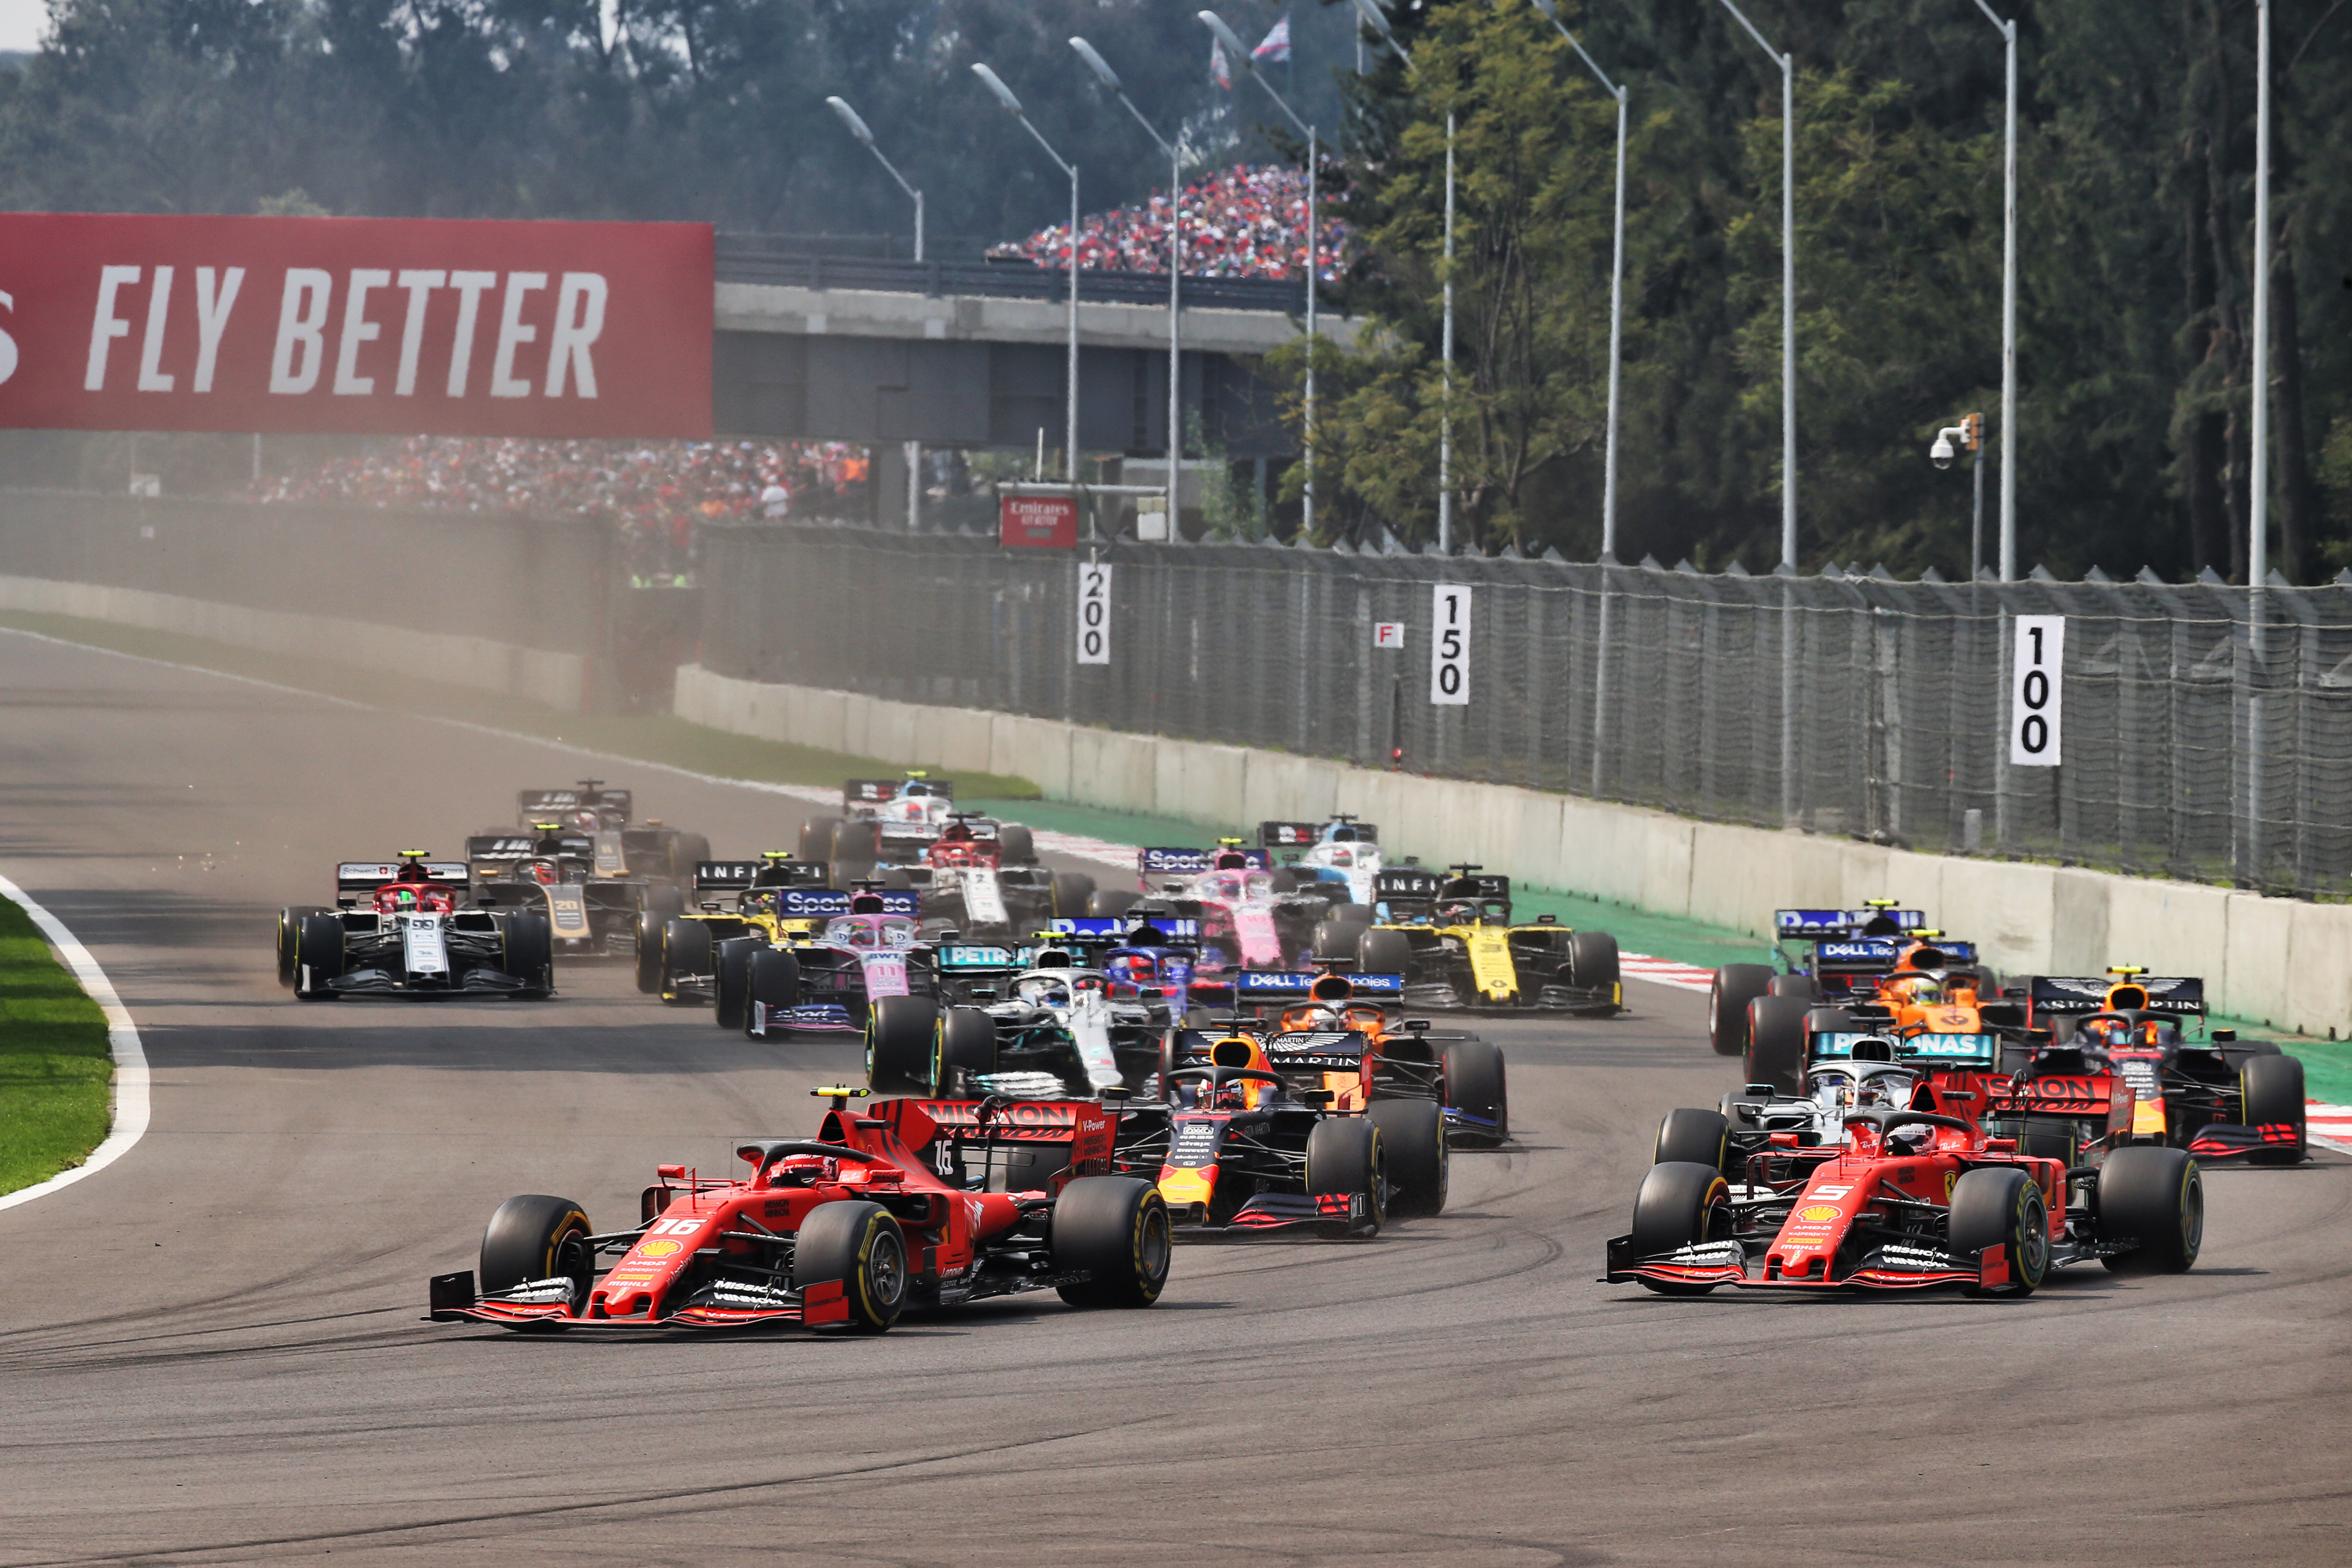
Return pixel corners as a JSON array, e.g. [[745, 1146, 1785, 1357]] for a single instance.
[[0, 213, 713, 436]]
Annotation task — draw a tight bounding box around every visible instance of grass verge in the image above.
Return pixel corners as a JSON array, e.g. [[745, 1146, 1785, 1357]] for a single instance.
[[0, 611, 1041, 799], [0, 896, 113, 1197]]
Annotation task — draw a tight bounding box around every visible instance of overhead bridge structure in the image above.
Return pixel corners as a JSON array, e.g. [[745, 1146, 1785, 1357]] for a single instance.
[[710, 239, 1343, 461]]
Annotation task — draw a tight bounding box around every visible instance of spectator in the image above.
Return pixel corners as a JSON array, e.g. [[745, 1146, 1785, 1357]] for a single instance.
[[1014, 164, 1349, 282]]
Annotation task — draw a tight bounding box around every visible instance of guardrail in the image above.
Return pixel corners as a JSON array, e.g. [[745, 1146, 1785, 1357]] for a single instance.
[[714, 236, 1308, 314]]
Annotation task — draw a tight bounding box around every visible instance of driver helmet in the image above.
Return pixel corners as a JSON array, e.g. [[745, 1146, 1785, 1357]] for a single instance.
[[2077, 1015, 2128, 1048], [1015, 975, 1070, 1008], [1437, 900, 1480, 926]]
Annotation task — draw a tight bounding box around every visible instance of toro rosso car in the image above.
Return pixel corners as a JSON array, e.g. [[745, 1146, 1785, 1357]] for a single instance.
[[276, 853, 553, 1000], [1353, 866, 1621, 1015], [426, 1087, 1169, 1333], [1610, 1099, 2203, 1298]]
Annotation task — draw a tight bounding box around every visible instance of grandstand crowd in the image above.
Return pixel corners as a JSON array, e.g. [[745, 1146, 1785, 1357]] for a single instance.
[[1002, 164, 1348, 281]]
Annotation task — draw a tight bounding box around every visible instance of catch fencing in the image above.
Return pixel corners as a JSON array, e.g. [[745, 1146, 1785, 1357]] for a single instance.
[[701, 520, 2352, 899]]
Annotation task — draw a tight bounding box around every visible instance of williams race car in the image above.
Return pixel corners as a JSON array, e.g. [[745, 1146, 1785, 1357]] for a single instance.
[[426, 1087, 1169, 1332], [277, 853, 553, 1000], [1352, 866, 1621, 1015]]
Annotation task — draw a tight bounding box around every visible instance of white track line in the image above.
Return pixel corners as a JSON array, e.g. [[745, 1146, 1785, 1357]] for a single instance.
[[0, 873, 149, 1211]]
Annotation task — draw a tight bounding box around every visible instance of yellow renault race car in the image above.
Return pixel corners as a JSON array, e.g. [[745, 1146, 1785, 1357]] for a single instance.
[[1350, 865, 1621, 1016]]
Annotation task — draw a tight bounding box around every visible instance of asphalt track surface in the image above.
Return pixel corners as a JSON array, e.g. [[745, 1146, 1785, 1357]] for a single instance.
[[2, 630, 2348, 1568]]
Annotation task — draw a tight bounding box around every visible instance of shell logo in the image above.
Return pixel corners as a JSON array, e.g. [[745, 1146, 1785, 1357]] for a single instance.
[[1797, 1205, 1842, 1223], [637, 1239, 683, 1259]]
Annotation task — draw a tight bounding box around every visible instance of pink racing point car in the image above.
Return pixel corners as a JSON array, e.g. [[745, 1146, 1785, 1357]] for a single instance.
[[1122, 843, 1327, 973]]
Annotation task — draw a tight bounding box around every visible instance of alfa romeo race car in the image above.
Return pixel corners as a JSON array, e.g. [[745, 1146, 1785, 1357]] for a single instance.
[[1609, 1100, 2203, 1298], [426, 1087, 1169, 1333], [1352, 867, 1622, 1015], [882, 814, 1092, 938], [1180, 968, 1511, 1145], [277, 854, 553, 1000], [501, 781, 711, 884]]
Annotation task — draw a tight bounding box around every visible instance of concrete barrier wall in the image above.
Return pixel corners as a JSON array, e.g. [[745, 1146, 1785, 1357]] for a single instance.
[[675, 662, 2350, 1039], [0, 576, 588, 712]]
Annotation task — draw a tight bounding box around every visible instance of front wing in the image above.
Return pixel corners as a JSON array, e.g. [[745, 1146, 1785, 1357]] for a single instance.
[[1602, 1236, 2021, 1293], [1171, 1191, 1375, 1241], [426, 1270, 853, 1331]]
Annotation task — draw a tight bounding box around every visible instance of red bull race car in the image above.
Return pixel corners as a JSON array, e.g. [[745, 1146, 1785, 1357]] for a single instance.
[[427, 1088, 1169, 1333]]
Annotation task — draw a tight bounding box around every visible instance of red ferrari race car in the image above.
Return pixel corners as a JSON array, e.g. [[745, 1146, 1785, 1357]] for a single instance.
[[1607, 1102, 2202, 1298], [427, 1089, 1169, 1332]]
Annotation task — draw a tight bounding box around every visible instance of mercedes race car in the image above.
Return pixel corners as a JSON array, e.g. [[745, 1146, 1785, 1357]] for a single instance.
[[1609, 1101, 2202, 1298], [426, 1087, 1169, 1333], [276, 854, 553, 1000], [1350, 866, 1621, 1015]]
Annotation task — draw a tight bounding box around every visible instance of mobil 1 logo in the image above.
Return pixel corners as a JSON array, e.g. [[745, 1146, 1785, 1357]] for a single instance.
[[2010, 615, 2063, 766], [1430, 584, 1471, 706], [1075, 559, 1112, 666]]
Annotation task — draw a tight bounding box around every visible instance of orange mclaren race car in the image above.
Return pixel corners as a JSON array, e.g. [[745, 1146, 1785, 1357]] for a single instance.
[[428, 1088, 1168, 1333]]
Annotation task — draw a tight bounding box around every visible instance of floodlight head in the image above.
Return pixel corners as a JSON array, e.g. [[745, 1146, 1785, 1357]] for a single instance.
[[825, 96, 875, 146], [1198, 10, 1252, 63], [1529, 0, 1560, 19], [970, 62, 1025, 115], [1352, 0, 1397, 39], [1069, 36, 1123, 93]]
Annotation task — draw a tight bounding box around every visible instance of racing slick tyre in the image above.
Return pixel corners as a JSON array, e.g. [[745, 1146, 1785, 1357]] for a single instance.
[[791, 1200, 906, 1333], [1440, 1039, 1508, 1143], [2097, 1145, 2203, 1274], [1367, 1098, 1448, 1218], [1088, 890, 1140, 919], [712, 936, 763, 1030], [1768, 974, 1820, 1002], [744, 946, 801, 1032], [866, 994, 943, 1096], [798, 816, 842, 863], [1356, 927, 1416, 988], [659, 918, 711, 1005], [1709, 964, 1776, 1057], [479, 1194, 594, 1322], [1948, 1166, 2050, 1297], [665, 833, 710, 885], [633, 910, 667, 994], [293, 913, 346, 1000], [276, 906, 323, 989], [996, 824, 1037, 865], [933, 1004, 998, 1095], [1569, 930, 1621, 1000], [1628, 1162, 1730, 1295], [1049, 872, 1096, 918], [2239, 1053, 2308, 1165], [1305, 1117, 1386, 1236], [501, 912, 554, 997], [1312, 911, 1373, 963], [1744, 995, 1810, 1096], [1652, 1108, 1731, 1174], [1050, 1176, 1172, 1308], [645, 881, 687, 919]]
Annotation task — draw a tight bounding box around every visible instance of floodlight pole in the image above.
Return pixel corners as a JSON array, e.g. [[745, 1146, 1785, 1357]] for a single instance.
[[1530, 0, 1627, 563], [1716, 0, 1795, 573], [2246, 0, 2273, 880], [1070, 37, 1189, 540], [1967, 1, 2018, 582], [827, 95, 927, 530], [973, 64, 1081, 488], [1201, 12, 1319, 539]]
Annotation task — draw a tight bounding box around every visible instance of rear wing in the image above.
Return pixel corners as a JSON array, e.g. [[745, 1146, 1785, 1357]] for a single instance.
[[2029, 975, 2207, 1016], [468, 833, 593, 862], [1776, 908, 1927, 939], [1047, 915, 1205, 944], [937, 942, 1027, 971], [1140, 846, 1271, 874], [1373, 867, 1443, 901], [337, 862, 468, 894], [1440, 873, 1510, 901], [694, 860, 762, 891], [845, 778, 956, 805], [774, 888, 920, 918], [1812, 1030, 2000, 1064], [1233, 971, 1406, 1002], [517, 786, 631, 822]]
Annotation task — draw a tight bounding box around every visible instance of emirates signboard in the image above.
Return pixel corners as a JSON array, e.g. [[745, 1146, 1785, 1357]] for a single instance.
[[0, 213, 712, 436], [1000, 493, 1079, 549]]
